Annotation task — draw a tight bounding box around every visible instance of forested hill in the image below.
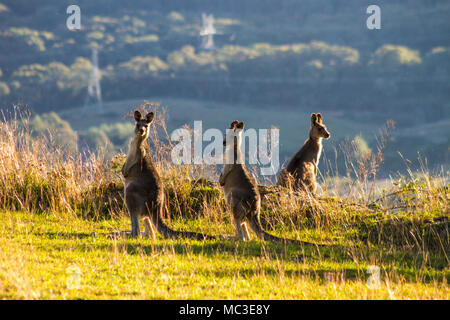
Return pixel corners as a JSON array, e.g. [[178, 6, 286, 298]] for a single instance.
[[0, 0, 449, 111], [0, 0, 449, 172]]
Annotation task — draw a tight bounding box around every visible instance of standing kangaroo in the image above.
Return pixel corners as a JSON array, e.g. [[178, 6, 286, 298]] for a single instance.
[[278, 113, 330, 193], [122, 110, 214, 240], [219, 120, 316, 244]]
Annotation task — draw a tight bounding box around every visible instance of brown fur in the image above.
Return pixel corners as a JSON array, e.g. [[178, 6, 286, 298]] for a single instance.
[[278, 113, 330, 193], [122, 110, 215, 239], [220, 120, 317, 245]]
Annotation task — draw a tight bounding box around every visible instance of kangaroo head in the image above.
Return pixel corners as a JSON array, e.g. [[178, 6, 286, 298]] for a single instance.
[[134, 110, 154, 139], [223, 120, 245, 146], [309, 113, 330, 140]]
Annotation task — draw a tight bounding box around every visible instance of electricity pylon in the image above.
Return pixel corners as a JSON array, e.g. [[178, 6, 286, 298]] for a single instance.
[[199, 13, 216, 51], [83, 47, 103, 114]]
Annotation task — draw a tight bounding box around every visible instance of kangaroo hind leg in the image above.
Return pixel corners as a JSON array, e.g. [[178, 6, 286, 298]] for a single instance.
[[231, 215, 246, 241], [241, 221, 251, 241], [143, 216, 157, 240], [229, 194, 249, 241], [130, 214, 140, 238], [125, 189, 142, 238]]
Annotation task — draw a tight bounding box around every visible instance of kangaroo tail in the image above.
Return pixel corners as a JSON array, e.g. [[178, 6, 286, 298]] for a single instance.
[[248, 214, 323, 246], [258, 184, 284, 196], [158, 222, 216, 240], [276, 168, 289, 187], [150, 208, 217, 240]]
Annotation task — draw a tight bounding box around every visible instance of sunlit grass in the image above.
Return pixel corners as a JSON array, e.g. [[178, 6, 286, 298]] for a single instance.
[[0, 108, 448, 299], [0, 211, 448, 299]]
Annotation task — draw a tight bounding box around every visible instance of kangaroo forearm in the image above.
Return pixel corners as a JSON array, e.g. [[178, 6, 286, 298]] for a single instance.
[[219, 172, 226, 186], [219, 166, 233, 186], [122, 159, 137, 177]]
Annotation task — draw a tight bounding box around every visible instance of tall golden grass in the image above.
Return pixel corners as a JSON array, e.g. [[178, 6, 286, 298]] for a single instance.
[[0, 108, 120, 218], [0, 106, 448, 256]]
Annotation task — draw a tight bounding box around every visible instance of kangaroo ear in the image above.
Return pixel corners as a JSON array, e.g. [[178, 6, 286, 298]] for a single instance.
[[134, 110, 142, 122], [236, 121, 245, 129], [146, 112, 154, 124], [316, 113, 322, 123], [230, 120, 239, 129], [311, 113, 317, 124]]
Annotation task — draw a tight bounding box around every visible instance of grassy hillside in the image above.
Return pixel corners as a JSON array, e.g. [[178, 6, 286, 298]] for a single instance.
[[0, 109, 448, 299], [1, 211, 448, 299], [0, 1, 448, 300]]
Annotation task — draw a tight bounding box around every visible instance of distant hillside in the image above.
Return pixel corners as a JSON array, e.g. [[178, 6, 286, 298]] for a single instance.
[[58, 97, 449, 175]]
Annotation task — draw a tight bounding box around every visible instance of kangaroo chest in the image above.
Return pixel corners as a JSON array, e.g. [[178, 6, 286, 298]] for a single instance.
[[222, 165, 257, 198]]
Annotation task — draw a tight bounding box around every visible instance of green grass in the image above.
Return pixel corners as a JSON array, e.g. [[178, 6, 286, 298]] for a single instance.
[[1, 108, 448, 300], [0, 211, 448, 299]]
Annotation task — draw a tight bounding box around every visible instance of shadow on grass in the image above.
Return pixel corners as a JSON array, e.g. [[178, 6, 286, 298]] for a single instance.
[[35, 231, 449, 283], [37, 232, 97, 239]]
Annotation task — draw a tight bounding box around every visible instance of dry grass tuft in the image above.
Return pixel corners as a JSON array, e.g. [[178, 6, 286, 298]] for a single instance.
[[0, 107, 448, 253]]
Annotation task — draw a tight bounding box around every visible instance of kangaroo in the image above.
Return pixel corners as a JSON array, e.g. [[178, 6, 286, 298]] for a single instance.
[[278, 113, 330, 193], [122, 110, 214, 240], [219, 120, 316, 245]]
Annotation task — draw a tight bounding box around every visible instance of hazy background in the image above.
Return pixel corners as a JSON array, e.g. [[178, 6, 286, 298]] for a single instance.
[[0, 0, 448, 177]]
